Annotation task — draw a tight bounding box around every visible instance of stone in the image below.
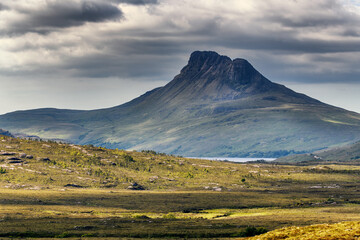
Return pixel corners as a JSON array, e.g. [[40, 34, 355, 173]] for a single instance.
[[6, 157, 21, 161], [38, 157, 50, 162], [0, 152, 16, 156], [64, 184, 84, 188], [127, 182, 145, 190]]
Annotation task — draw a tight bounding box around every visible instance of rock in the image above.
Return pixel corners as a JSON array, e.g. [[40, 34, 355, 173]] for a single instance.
[[19, 153, 27, 158], [64, 184, 84, 188], [42, 144, 51, 148], [6, 157, 21, 161], [0, 152, 16, 156], [101, 159, 117, 166], [149, 176, 159, 182], [70, 145, 82, 150], [26, 155, 33, 159], [37, 157, 50, 162], [127, 182, 145, 190], [7, 160, 24, 164], [74, 226, 95, 230], [163, 177, 175, 181]]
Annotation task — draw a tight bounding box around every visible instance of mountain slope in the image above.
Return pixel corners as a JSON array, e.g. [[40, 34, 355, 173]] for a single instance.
[[276, 141, 360, 164], [1, 51, 360, 157]]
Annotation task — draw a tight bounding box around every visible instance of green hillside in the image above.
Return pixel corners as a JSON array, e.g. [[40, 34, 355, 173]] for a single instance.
[[276, 141, 360, 165], [1, 51, 360, 157], [1, 134, 360, 191]]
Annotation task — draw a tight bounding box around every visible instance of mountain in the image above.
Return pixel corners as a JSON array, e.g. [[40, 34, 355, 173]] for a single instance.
[[276, 141, 360, 164], [1, 51, 360, 157]]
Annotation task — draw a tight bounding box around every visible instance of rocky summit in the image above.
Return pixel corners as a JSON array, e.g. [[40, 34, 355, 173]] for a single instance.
[[1, 51, 360, 157]]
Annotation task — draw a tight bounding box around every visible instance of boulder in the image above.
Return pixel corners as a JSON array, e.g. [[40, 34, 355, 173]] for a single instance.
[[0, 152, 16, 156], [127, 182, 145, 190], [6, 157, 21, 161], [64, 184, 84, 188], [37, 157, 50, 162], [7, 158, 24, 164]]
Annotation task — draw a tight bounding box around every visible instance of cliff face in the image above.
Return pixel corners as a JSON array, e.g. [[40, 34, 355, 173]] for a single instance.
[[0, 51, 360, 157], [139, 51, 319, 104]]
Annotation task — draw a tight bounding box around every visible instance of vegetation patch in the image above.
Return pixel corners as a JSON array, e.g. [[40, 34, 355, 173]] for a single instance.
[[248, 221, 360, 240]]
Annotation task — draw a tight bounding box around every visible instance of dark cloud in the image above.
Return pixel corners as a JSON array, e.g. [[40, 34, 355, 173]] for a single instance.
[[0, 3, 8, 11], [110, 0, 158, 5], [215, 32, 360, 54], [63, 52, 184, 80], [269, 15, 353, 28], [265, 1, 358, 28], [8, 1, 122, 34], [1, 0, 360, 85]]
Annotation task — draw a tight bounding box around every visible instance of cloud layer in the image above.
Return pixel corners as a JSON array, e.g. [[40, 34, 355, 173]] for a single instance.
[[0, 0, 359, 84]]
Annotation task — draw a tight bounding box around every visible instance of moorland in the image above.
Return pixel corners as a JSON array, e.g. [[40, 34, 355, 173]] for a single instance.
[[0, 134, 360, 239]]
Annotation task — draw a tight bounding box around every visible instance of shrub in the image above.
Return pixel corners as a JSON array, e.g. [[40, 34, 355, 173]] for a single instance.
[[0, 167, 6, 174], [163, 213, 176, 219], [237, 226, 268, 237]]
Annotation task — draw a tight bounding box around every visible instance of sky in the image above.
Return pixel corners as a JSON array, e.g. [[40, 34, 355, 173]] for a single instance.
[[0, 0, 360, 114]]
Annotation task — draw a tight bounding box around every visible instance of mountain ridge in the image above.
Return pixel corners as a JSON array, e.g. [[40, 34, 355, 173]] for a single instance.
[[0, 51, 360, 157]]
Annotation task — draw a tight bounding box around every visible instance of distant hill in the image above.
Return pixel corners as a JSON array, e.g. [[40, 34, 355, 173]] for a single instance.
[[1, 51, 360, 157], [0, 129, 13, 137], [276, 141, 360, 164]]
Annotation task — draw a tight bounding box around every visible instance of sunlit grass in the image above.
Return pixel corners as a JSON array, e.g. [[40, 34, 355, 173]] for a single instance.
[[248, 221, 360, 240]]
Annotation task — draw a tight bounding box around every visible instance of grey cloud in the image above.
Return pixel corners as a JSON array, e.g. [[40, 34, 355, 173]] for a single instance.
[[244, 51, 360, 84], [269, 15, 353, 28], [216, 32, 360, 53], [63, 52, 184, 80], [105, 38, 188, 55], [266, 2, 357, 28], [109, 0, 158, 5], [8, 1, 122, 34], [0, 3, 9, 11], [1, 0, 360, 85], [343, 29, 360, 36]]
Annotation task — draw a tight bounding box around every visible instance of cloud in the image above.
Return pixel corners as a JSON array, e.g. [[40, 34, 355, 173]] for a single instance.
[[3, 1, 123, 34], [110, 0, 158, 5], [0, 3, 9, 11], [0, 0, 360, 84]]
